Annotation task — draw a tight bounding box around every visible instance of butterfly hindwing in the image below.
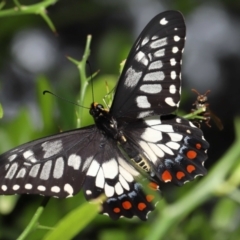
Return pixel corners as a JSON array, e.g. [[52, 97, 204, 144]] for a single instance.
[[83, 142, 159, 220], [123, 115, 209, 186], [110, 11, 186, 121]]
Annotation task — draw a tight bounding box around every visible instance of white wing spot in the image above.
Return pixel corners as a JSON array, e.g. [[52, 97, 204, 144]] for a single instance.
[[102, 158, 118, 179], [171, 71, 177, 80], [42, 140, 63, 158], [176, 118, 182, 123], [174, 35, 180, 42], [40, 160, 52, 180], [118, 157, 140, 177], [136, 96, 151, 108], [148, 142, 164, 158], [141, 36, 149, 46], [151, 124, 174, 132], [82, 156, 93, 172], [150, 37, 167, 48], [141, 128, 162, 142], [53, 157, 64, 179], [170, 58, 177, 66], [23, 150, 37, 163], [29, 164, 40, 177], [115, 182, 124, 195], [16, 168, 26, 178], [187, 129, 191, 134], [149, 60, 163, 70], [51, 186, 60, 193], [119, 166, 134, 182], [140, 84, 162, 94], [151, 35, 158, 40], [154, 49, 165, 57], [86, 160, 100, 177], [68, 154, 81, 170], [25, 184, 32, 190], [169, 84, 176, 94], [96, 167, 104, 188], [119, 175, 130, 191], [165, 97, 176, 107], [104, 183, 114, 197], [145, 116, 161, 126], [137, 110, 153, 119], [8, 154, 17, 162], [160, 17, 168, 25], [144, 71, 165, 81], [13, 185, 20, 190], [139, 141, 158, 163], [168, 133, 183, 141], [124, 67, 142, 88], [1, 185, 7, 191], [172, 46, 179, 53], [37, 185, 46, 191], [166, 142, 180, 150], [135, 51, 149, 66], [86, 190, 92, 195], [5, 162, 18, 179], [158, 144, 174, 155], [64, 183, 74, 197]]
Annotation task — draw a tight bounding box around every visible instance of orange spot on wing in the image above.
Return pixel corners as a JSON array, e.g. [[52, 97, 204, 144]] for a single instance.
[[196, 143, 202, 149], [162, 170, 172, 182], [146, 194, 154, 202], [187, 150, 197, 159], [113, 207, 121, 213], [187, 165, 196, 173], [138, 202, 147, 211], [122, 201, 132, 210], [176, 171, 185, 180], [148, 182, 159, 190]]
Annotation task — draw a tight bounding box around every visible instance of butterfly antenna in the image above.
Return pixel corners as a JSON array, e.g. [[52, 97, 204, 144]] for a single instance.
[[86, 60, 95, 103], [43, 90, 90, 109]]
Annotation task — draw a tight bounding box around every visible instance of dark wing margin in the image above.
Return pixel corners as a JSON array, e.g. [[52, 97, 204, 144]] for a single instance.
[[123, 115, 209, 186], [110, 11, 186, 121]]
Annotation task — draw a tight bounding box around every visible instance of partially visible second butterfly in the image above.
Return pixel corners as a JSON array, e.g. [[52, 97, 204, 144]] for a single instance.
[[0, 11, 209, 220], [191, 89, 223, 130]]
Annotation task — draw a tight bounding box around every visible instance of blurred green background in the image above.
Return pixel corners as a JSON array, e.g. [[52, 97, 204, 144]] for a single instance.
[[0, 0, 240, 240]]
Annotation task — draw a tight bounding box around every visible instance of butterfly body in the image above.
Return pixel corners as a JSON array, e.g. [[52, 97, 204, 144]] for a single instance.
[[0, 11, 209, 220]]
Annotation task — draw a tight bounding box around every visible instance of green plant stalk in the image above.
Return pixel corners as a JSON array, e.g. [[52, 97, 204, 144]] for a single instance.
[[17, 197, 50, 240], [68, 35, 92, 128], [145, 117, 240, 240], [0, 0, 57, 32], [0, 0, 57, 16]]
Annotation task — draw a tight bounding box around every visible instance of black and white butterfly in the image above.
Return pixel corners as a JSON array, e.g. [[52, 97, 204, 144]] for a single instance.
[[0, 11, 209, 220]]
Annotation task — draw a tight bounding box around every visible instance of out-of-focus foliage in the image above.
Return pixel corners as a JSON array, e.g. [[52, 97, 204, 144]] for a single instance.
[[0, 1, 240, 240]]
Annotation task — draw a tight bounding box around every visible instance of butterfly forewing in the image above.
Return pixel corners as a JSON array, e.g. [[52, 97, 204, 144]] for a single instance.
[[0, 126, 98, 197], [110, 11, 186, 120]]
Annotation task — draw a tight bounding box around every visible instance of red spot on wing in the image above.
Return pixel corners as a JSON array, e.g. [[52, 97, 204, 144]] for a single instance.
[[162, 170, 172, 182], [113, 207, 121, 213], [146, 194, 155, 202], [148, 182, 159, 190], [196, 143, 202, 149], [176, 171, 185, 180], [138, 202, 147, 211], [187, 165, 196, 173], [122, 201, 132, 210], [187, 150, 197, 159]]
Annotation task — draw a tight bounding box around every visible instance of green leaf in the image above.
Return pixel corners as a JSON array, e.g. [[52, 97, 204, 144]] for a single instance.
[[0, 103, 3, 118], [42, 201, 100, 240]]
